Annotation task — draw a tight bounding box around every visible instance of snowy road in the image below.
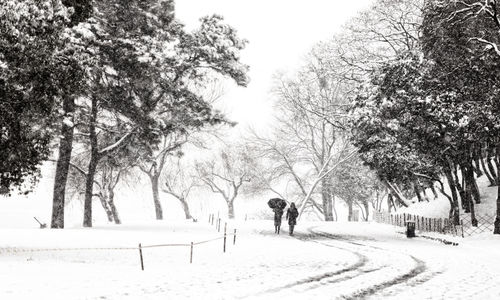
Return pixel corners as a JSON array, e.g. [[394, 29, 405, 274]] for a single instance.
[[1, 221, 500, 299], [246, 223, 500, 299]]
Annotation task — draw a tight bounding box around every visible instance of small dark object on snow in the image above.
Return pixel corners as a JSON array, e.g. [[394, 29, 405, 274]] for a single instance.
[[268, 198, 287, 210], [33, 217, 47, 229], [406, 221, 416, 238]]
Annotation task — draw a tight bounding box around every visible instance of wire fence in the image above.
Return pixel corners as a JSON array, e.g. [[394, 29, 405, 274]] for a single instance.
[[374, 211, 498, 237], [459, 213, 496, 237], [1, 215, 237, 270]]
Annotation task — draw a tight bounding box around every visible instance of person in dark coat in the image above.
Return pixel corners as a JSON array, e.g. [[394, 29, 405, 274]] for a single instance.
[[286, 202, 299, 236], [273, 207, 284, 234]]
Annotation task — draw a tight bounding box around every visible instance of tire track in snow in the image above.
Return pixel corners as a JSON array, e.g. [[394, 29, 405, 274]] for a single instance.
[[244, 230, 368, 298], [308, 228, 430, 299]]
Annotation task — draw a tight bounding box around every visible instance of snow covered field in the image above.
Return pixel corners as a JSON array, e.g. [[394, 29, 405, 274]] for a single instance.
[[2, 219, 500, 299]]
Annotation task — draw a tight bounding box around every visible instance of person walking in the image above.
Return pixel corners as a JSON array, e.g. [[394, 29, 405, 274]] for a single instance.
[[286, 202, 299, 236], [273, 207, 284, 234]]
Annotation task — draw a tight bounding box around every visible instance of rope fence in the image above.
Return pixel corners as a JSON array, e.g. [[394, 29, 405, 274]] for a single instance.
[[1, 215, 238, 271]]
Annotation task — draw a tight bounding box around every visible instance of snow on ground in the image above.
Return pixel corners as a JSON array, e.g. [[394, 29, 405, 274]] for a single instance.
[[2, 219, 500, 299]]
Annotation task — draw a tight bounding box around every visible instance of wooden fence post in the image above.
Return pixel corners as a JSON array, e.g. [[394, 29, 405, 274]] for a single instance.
[[223, 223, 227, 253], [190, 242, 193, 264], [233, 229, 237, 245], [139, 243, 144, 271]]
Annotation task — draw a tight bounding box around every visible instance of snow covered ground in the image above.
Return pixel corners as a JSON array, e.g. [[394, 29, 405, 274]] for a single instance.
[[2, 219, 500, 299]]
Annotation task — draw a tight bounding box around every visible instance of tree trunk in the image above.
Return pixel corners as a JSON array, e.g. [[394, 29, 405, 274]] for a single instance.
[[495, 183, 500, 234], [494, 143, 500, 234], [227, 199, 235, 219], [179, 197, 193, 220], [347, 199, 353, 221], [50, 97, 75, 229], [473, 146, 483, 177], [443, 162, 460, 225], [321, 179, 334, 221], [487, 146, 498, 184], [387, 193, 393, 213], [363, 201, 369, 221], [331, 194, 338, 221], [384, 180, 410, 207], [414, 184, 424, 202], [463, 159, 478, 227], [453, 164, 467, 211], [464, 152, 481, 204], [83, 97, 99, 228], [99, 195, 114, 222], [480, 150, 496, 186], [151, 175, 163, 220], [108, 188, 121, 224], [472, 173, 481, 204], [83, 156, 99, 227], [421, 184, 430, 202], [430, 184, 439, 200], [357, 202, 367, 221]]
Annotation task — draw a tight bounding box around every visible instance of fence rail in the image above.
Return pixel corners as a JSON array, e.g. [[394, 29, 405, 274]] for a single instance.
[[373, 211, 461, 237]]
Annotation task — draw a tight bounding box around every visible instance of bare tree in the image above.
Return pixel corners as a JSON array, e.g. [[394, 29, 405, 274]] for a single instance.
[[323, 0, 424, 83], [65, 149, 138, 225], [161, 156, 197, 220], [195, 146, 255, 219], [249, 50, 357, 221], [138, 133, 187, 220]]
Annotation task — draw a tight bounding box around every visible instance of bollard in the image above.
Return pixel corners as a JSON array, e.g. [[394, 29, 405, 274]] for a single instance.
[[223, 223, 227, 253], [139, 243, 144, 271], [406, 221, 416, 238], [233, 229, 237, 245], [218, 218, 221, 233], [208, 214, 211, 224], [211, 214, 214, 226], [190, 242, 193, 264]]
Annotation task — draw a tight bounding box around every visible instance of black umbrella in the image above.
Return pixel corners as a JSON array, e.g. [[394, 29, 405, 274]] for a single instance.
[[268, 198, 287, 210]]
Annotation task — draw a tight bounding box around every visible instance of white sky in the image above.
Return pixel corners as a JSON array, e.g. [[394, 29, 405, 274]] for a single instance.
[[176, 0, 374, 132]]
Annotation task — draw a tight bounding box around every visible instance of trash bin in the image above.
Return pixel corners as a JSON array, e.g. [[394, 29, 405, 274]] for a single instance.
[[406, 221, 416, 238]]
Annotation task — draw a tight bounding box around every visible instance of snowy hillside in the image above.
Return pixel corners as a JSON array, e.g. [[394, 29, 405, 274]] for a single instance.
[[397, 174, 497, 219]]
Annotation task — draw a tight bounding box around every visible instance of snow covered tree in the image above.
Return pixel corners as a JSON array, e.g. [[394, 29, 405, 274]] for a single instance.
[[421, 0, 500, 231], [46, 0, 249, 227], [0, 1, 95, 225]]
